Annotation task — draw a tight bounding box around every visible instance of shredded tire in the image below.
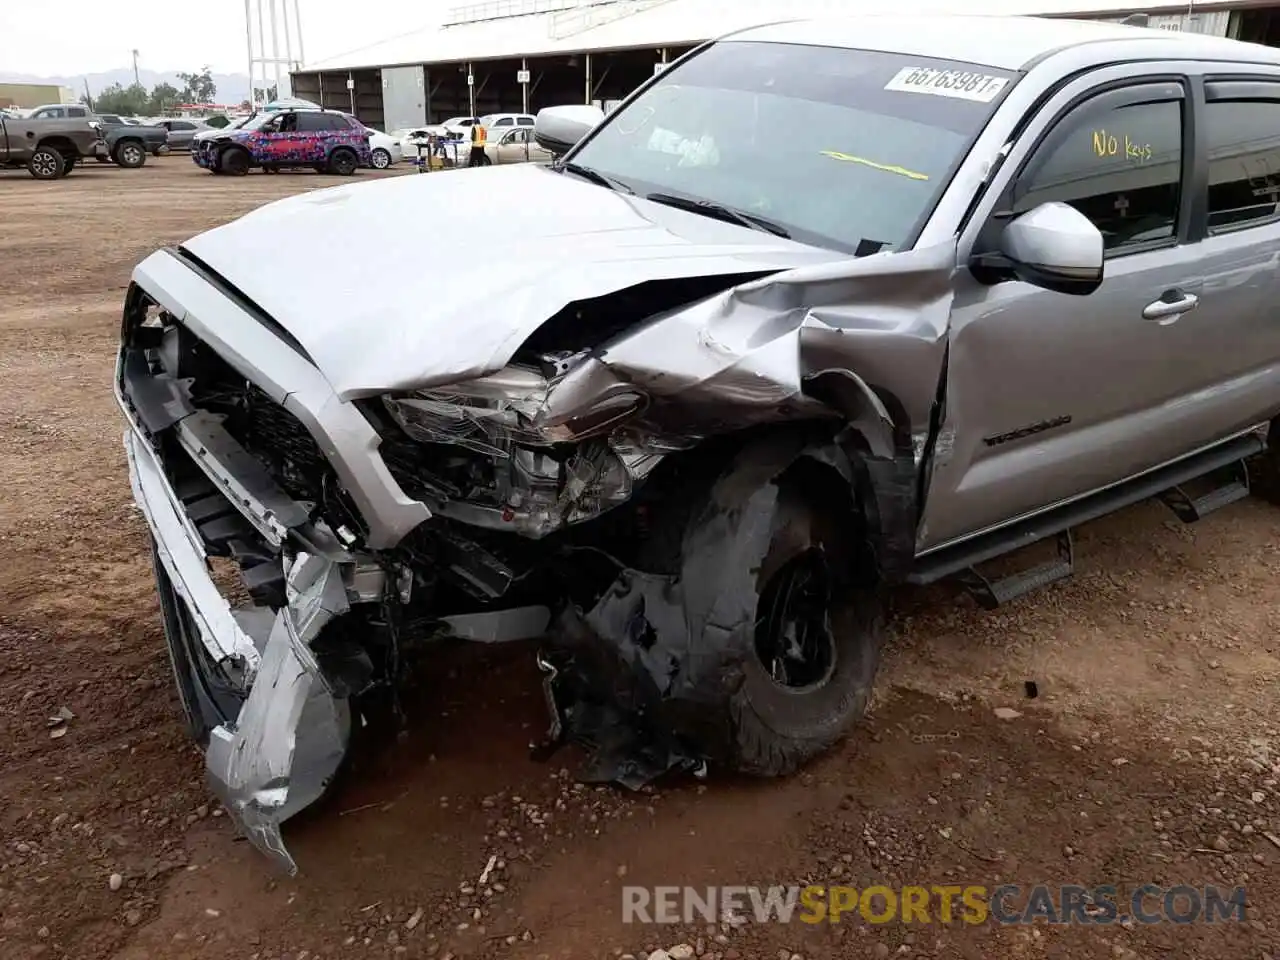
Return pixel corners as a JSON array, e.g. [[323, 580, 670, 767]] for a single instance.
[[634, 436, 885, 778], [727, 484, 884, 777]]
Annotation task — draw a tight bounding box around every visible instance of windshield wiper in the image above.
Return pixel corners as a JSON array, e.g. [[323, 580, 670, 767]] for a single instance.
[[556, 161, 633, 194], [644, 192, 791, 238]]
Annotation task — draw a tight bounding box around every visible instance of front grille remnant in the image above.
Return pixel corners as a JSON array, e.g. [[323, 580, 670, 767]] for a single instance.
[[172, 326, 364, 540]]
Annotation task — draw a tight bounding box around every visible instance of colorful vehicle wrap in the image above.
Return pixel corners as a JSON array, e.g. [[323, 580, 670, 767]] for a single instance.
[[194, 110, 372, 173]]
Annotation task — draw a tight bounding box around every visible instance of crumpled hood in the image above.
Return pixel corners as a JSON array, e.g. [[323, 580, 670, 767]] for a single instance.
[[180, 164, 845, 399]]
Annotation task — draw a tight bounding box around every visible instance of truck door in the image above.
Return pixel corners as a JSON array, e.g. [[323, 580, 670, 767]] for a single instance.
[[1175, 76, 1280, 453], [918, 73, 1197, 551]]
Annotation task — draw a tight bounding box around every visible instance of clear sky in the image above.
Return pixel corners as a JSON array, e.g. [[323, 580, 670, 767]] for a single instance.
[[0, 0, 447, 76]]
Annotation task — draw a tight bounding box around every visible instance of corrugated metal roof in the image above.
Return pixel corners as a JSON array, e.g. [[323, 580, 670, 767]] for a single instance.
[[305, 0, 1245, 71]]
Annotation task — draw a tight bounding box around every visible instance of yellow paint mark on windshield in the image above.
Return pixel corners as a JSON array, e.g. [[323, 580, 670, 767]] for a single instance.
[[820, 150, 930, 181]]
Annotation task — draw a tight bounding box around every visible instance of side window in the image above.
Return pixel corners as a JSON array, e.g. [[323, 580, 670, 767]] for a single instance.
[[1205, 98, 1280, 232], [518, 117, 534, 126], [68, 106, 87, 117], [1013, 94, 1183, 254], [494, 117, 513, 127], [295, 113, 330, 132], [34, 107, 63, 118], [171, 120, 196, 131]]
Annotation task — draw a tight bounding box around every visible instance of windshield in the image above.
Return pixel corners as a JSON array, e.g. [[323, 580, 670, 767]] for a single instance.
[[566, 41, 1016, 253], [237, 112, 279, 132]]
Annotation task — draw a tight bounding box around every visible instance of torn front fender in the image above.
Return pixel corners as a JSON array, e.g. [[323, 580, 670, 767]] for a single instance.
[[538, 238, 957, 442], [204, 552, 353, 875]]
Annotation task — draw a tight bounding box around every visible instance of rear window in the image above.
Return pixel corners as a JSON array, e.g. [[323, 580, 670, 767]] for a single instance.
[[570, 41, 1017, 254]]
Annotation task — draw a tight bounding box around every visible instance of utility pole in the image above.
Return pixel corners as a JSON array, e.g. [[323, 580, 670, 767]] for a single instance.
[[131, 49, 140, 86]]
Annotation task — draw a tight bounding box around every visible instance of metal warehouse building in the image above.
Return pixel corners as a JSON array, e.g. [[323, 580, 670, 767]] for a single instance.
[[290, 0, 1280, 132]]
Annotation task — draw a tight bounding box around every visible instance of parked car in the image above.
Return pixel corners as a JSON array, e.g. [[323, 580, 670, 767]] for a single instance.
[[477, 112, 536, 134], [155, 119, 212, 151], [25, 102, 93, 120], [104, 123, 169, 166], [0, 114, 103, 178], [393, 127, 467, 167], [348, 120, 402, 168], [476, 126, 553, 166], [191, 114, 255, 146], [426, 115, 478, 139], [116, 14, 1280, 873], [192, 108, 371, 175], [390, 126, 431, 158], [28, 106, 170, 166]]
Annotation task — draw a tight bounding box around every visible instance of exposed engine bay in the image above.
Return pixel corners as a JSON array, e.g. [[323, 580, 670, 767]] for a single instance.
[[117, 234, 950, 873]]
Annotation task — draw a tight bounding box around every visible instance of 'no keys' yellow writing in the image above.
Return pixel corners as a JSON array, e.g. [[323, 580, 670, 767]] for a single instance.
[[1091, 129, 1154, 162]]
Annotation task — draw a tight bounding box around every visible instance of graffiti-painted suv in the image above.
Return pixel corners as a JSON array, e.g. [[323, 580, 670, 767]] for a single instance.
[[193, 109, 372, 176]]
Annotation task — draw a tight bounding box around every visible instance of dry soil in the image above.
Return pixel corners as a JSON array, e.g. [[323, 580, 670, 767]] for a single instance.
[[2, 158, 1280, 960]]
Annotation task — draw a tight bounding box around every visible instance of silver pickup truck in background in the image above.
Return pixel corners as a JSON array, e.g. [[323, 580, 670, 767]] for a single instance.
[[116, 14, 1280, 872], [0, 114, 104, 178]]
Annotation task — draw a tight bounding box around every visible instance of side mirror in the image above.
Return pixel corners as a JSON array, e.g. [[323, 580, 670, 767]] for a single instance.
[[534, 104, 604, 156], [994, 201, 1104, 296]]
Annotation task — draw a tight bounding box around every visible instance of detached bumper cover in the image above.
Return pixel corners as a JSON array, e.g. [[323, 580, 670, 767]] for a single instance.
[[125, 427, 351, 874], [115, 248, 433, 873]]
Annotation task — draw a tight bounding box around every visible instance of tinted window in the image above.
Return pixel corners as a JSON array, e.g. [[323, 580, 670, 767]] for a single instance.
[[494, 117, 513, 126], [68, 107, 87, 117], [243, 112, 280, 131], [1205, 99, 1280, 231], [295, 113, 333, 132], [569, 41, 1016, 254], [518, 117, 534, 126], [1014, 96, 1182, 253]]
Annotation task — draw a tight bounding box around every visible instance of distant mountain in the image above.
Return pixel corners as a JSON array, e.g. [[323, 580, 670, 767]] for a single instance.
[[0, 68, 252, 105]]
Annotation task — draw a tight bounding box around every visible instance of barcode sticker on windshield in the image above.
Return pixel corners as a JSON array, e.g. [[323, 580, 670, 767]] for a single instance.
[[884, 66, 1009, 103]]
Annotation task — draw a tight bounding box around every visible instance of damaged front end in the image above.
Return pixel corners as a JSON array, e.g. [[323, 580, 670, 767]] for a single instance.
[[118, 237, 953, 871]]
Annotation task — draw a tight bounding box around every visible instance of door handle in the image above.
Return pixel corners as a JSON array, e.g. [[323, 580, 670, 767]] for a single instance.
[[1142, 292, 1199, 322]]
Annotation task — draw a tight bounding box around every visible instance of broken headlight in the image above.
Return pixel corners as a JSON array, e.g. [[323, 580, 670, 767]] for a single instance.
[[382, 366, 646, 455]]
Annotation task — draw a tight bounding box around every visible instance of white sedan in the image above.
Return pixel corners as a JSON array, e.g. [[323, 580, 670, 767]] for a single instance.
[[390, 127, 431, 160], [363, 127, 402, 169]]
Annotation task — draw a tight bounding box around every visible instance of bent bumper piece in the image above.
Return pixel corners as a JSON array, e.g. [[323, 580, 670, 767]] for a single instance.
[[125, 427, 352, 874]]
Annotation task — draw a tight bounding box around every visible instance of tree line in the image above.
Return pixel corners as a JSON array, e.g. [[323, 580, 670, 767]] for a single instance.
[[86, 67, 217, 117]]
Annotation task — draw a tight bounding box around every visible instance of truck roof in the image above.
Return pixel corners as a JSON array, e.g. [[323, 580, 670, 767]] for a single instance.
[[727, 14, 1280, 72]]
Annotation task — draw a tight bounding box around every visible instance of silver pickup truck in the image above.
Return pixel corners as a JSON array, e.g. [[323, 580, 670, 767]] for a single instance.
[[116, 14, 1280, 872], [0, 114, 103, 178]]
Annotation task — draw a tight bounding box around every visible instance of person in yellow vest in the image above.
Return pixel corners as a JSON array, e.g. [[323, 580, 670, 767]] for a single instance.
[[468, 121, 487, 167]]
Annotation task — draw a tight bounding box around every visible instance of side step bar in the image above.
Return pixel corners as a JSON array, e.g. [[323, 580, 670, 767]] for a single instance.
[[957, 531, 1074, 610], [1158, 460, 1251, 523], [909, 433, 1266, 602]]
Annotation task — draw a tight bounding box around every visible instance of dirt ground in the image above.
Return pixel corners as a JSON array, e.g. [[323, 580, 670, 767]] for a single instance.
[[3, 157, 1280, 960]]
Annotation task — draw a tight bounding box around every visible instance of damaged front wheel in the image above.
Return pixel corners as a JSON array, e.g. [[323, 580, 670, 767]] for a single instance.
[[728, 483, 884, 777]]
